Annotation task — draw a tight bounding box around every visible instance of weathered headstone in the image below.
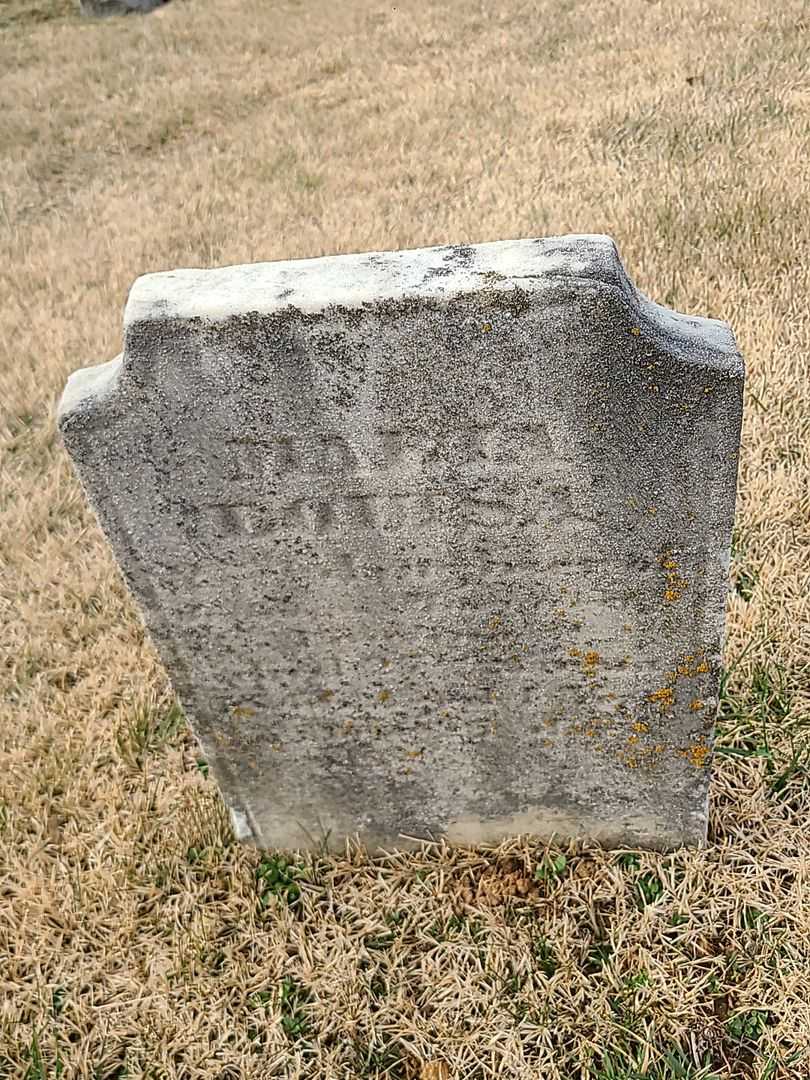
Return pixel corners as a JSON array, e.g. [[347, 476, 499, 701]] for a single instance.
[[79, 0, 168, 16], [58, 235, 744, 852]]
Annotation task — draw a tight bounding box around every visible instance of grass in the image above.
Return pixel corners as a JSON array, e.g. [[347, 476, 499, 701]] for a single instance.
[[1, 0, 810, 1076], [0, 0, 76, 30], [255, 854, 306, 909], [595, 1046, 719, 1080], [114, 694, 186, 771]]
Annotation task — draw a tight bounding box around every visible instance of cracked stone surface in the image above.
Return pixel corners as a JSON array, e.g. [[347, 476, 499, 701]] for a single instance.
[[58, 234, 744, 852]]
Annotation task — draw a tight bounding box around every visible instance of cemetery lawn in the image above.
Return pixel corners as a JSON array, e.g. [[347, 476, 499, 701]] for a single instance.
[[1, 0, 809, 1076]]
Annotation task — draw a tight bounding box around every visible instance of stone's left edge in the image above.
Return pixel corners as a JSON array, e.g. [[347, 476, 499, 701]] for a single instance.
[[57, 354, 265, 849], [57, 353, 124, 431]]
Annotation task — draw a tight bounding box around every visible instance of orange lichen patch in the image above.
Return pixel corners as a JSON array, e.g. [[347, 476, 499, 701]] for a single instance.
[[481, 322, 493, 333], [630, 326, 641, 336], [689, 699, 705, 712], [681, 740, 711, 768], [377, 689, 392, 703], [674, 652, 711, 678], [406, 748, 424, 760], [660, 551, 688, 602], [632, 721, 649, 734], [664, 574, 688, 602], [567, 649, 601, 681], [619, 741, 665, 771], [648, 686, 675, 710]]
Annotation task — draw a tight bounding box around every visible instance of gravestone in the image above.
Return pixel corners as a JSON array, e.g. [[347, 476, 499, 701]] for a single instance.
[[79, 0, 169, 16], [58, 235, 744, 852]]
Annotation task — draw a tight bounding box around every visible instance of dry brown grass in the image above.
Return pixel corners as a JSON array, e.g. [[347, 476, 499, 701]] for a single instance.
[[1, 0, 810, 1076]]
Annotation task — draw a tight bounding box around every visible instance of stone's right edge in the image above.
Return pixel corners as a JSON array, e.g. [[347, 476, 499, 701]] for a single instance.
[[636, 280, 745, 848]]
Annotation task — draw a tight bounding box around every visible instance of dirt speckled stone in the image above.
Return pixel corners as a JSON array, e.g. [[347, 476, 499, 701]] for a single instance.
[[57, 235, 744, 852]]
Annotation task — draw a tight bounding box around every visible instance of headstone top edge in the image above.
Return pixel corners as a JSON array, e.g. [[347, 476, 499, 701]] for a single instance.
[[122, 233, 626, 327], [637, 293, 744, 377], [56, 353, 123, 429]]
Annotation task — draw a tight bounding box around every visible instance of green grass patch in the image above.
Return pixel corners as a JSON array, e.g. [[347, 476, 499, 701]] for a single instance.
[[534, 852, 568, 883], [595, 1042, 719, 1079], [115, 696, 186, 769], [717, 659, 810, 802], [276, 975, 313, 1042], [255, 853, 305, 908]]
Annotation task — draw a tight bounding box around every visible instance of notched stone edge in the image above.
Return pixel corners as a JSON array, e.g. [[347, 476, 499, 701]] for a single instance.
[[56, 352, 124, 433], [636, 293, 745, 381], [116, 236, 744, 393]]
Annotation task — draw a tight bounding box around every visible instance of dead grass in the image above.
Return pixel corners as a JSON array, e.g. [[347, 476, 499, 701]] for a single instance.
[[0, 0, 76, 30], [1, 0, 809, 1076]]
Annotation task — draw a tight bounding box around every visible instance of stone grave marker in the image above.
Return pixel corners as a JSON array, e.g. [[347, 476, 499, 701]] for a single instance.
[[58, 234, 744, 851], [79, 0, 169, 16]]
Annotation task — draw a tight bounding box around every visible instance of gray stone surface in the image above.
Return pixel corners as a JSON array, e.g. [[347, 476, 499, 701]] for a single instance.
[[79, 0, 168, 16], [58, 234, 744, 852]]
